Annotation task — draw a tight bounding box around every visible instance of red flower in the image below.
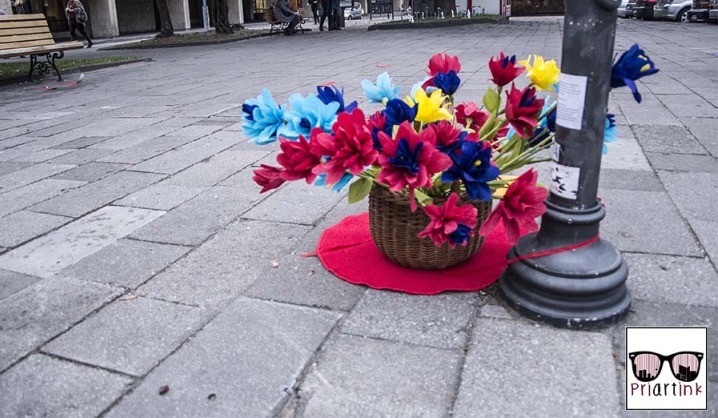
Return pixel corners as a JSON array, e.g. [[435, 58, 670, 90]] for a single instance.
[[505, 84, 545, 139], [429, 120, 463, 151], [479, 169, 548, 245], [252, 164, 286, 193], [418, 193, 478, 248], [455, 102, 490, 132], [311, 109, 379, 185], [368, 110, 387, 132], [377, 122, 452, 211], [427, 53, 462, 76], [488, 52, 525, 87], [276, 132, 322, 184]]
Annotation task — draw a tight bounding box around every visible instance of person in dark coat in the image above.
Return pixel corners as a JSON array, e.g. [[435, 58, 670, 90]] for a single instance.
[[329, 0, 341, 30], [319, 0, 330, 31], [65, 0, 92, 47], [273, 0, 301, 35], [310, 0, 320, 24]]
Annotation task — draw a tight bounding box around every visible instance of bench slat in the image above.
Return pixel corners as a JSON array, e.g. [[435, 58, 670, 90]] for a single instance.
[[0, 26, 51, 37], [0, 33, 55, 44], [0, 20, 50, 30], [0, 39, 58, 50], [0, 14, 47, 22], [0, 41, 84, 59]]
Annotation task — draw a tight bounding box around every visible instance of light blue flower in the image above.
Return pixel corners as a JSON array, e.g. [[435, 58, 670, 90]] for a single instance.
[[242, 88, 287, 145], [361, 72, 401, 103], [603, 113, 617, 154], [314, 172, 353, 192], [281, 93, 340, 140]]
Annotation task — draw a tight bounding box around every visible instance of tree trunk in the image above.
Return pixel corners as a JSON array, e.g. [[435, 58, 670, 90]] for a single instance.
[[212, 0, 234, 34], [154, 0, 174, 37]]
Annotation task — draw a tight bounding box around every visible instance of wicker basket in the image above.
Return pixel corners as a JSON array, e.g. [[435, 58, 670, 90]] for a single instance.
[[368, 185, 493, 270]]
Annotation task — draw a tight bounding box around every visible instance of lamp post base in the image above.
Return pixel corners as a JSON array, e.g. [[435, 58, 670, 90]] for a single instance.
[[498, 201, 632, 329]]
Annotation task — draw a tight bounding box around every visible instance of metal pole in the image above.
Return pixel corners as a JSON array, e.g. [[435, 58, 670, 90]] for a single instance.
[[498, 0, 631, 329], [202, 0, 209, 31]]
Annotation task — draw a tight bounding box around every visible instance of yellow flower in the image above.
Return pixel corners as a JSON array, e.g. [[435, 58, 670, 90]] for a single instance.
[[412, 88, 452, 124], [519, 55, 560, 91]]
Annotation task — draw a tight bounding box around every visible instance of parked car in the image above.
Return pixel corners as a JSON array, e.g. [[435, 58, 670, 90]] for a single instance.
[[634, 0, 657, 19], [687, 0, 710, 21], [344, 4, 363, 19], [624, 2, 637, 17], [709, 0, 718, 22], [653, 0, 693, 21], [618, 0, 633, 17]]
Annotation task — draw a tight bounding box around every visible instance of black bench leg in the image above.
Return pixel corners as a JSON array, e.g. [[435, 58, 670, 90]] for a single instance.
[[28, 51, 65, 82]]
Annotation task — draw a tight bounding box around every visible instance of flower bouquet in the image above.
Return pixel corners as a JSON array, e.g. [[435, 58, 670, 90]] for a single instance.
[[243, 46, 657, 270]]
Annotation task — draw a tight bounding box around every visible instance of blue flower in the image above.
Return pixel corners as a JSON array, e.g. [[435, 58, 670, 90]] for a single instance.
[[242, 89, 287, 145], [389, 138, 423, 175], [603, 113, 617, 154], [361, 72, 401, 103], [449, 223, 473, 246], [611, 44, 659, 103], [317, 85, 358, 114], [433, 70, 461, 96], [442, 140, 500, 201], [314, 172, 353, 192], [384, 99, 417, 127], [282, 93, 340, 140]]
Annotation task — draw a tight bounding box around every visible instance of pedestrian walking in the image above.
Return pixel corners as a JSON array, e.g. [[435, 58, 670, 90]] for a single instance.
[[329, 0, 341, 30], [310, 0, 320, 24], [319, 0, 330, 30], [65, 0, 93, 48]]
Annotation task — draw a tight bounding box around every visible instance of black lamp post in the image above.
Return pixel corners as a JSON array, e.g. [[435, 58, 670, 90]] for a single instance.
[[498, 0, 631, 328]]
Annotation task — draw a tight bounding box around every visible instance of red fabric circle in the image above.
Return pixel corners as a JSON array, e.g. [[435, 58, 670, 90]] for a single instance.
[[314, 213, 517, 295]]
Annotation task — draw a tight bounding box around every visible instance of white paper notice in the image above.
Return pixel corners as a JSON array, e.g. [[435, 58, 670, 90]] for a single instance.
[[556, 73, 588, 130], [550, 162, 580, 200]]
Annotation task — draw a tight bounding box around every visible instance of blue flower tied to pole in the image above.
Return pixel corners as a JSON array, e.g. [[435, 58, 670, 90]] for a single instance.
[[241, 89, 286, 145], [610, 43, 659, 103], [317, 85, 358, 114]]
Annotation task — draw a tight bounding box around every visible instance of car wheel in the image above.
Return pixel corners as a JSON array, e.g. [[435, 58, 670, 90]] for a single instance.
[[678, 8, 690, 22]]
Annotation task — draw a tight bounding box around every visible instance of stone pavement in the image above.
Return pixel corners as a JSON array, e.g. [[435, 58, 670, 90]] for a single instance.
[[0, 17, 716, 417]]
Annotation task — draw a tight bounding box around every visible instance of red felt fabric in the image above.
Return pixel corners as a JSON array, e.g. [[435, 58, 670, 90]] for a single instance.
[[314, 213, 516, 295]]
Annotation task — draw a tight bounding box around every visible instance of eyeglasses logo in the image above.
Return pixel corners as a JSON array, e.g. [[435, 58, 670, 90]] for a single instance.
[[628, 351, 703, 382]]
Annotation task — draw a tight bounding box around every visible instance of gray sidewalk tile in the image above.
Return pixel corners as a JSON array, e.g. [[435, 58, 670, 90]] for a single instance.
[[47, 148, 114, 165], [0, 162, 34, 177], [341, 290, 480, 349], [690, 219, 718, 266], [453, 319, 620, 418], [29, 171, 166, 218], [51, 162, 130, 182], [0, 211, 71, 248], [0, 206, 164, 278], [105, 298, 340, 418], [162, 150, 269, 187], [645, 152, 718, 173], [138, 220, 308, 308], [615, 95, 681, 126], [658, 94, 718, 118], [631, 125, 708, 155], [97, 135, 198, 165], [50, 136, 113, 149], [11, 148, 73, 163], [0, 179, 85, 218], [624, 253, 718, 307], [0, 269, 42, 302], [600, 130, 653, 171], [89, 125, 180, 151], [58, 239, 191, 289], [114, 183, 207, 211], [129, 185, 260, 246], [0, 163, 76, 194], [298, 334, 461, 418], [43, 297, 209, 376], [682, 117, 718, 158], [0, 354, 132, 418], [658, 171, 718, 222], [599, 169, 664, 191], [130, 135, 242, 175], [600, 190, 701, 256], [0, 277, 121, 371]]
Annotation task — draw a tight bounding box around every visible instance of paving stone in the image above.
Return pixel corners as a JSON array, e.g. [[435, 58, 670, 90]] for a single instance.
[[131, 134, 241, 175], [105, 298, 340, 418], [690, 219, 718, 267], [44, 297, 209, 376], [610, 300, 717, 383], [659, 94, 718, 118], [138, 220, 308, 307], [50, 136, 112, 149], [645, 152, 718, 173], [243, 180, 347, 226], [64, 117, 167, 138], [46, 148, 113, 165], [97, 135, 198, 165], [0, 354, 133, 418], [616, 95, 681, 126], [58, 238, 191, 288], [0, 163, 75, 194], [0, 210, 71, 248], [29, 171, 165, 218], [162, 150, 269, 187], [89, 125, 180, 151], [453, 318, 620, 417], [51, 162, 130, 182], [0, 277, 121, 371], [299, 333, 461, 418], [341, 290, 479, 349], [0, 161, 34, 177], [682, 117, 718, 158], [598, 169, 663, 191], [0, 269, 42, 301], [479, 303, 514, 319], [599, 190, 701, 257], [129, 185, 262, 246], [114, 182, 207, 211], [0, 179, 85, 218], [632, 124, 707, 155], [624, 253, 718, 308], [0, 206, 164, 278], [11, 148, 73, 163], [658, 171, 718, 222]]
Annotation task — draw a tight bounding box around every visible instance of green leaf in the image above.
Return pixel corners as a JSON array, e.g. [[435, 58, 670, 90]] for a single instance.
[[347, 177, 373, 204], [483, 87, 500, 114], [413, 189, 433, 206], [478, 114, 496, 139]]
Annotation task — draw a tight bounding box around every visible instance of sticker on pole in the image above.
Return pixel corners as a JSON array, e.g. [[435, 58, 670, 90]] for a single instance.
[[550, 162, 580, 200], [556, 73, 588, 130]]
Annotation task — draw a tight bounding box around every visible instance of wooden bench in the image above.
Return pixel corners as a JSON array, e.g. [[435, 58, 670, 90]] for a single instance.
[[264, 0, 306, 35], [0, 14, 84, 82]]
